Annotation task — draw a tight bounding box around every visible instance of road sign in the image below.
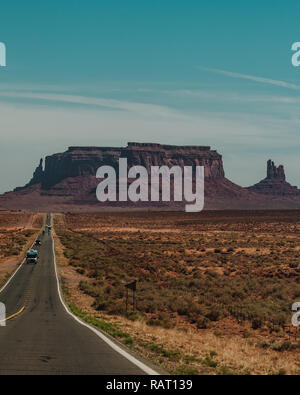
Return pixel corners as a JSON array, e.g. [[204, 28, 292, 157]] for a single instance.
[[125, 280, 137, 291], [125, 280, 137, 312]]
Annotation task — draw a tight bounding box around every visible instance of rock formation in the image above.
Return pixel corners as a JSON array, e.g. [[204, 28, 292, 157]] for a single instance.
[[18, 143, 226, 191], [248, 160, 299, 196], [1, 146, 300, 211], [267, 160, 285, 181], [15, 158, 44, 191]]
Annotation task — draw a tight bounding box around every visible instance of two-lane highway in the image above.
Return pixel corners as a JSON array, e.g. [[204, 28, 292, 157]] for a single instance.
[[0, 216, 156, 375]]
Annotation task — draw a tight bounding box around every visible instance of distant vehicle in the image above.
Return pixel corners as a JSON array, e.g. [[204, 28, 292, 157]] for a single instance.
[[35, 239, 41, 246], [26, 249, 38, 264]]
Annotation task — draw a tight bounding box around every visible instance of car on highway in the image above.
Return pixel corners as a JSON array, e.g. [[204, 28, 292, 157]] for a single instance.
[[26, 249, 39, 264], [45, 225, 52, 234]]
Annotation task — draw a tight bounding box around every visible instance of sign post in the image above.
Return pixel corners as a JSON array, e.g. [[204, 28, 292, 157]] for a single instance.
[[125, 280, 137, 312]]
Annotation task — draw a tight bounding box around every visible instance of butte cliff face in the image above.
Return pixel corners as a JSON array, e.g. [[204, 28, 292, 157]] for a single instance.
[[248, 160, 299, 196], [0, 142, 238, 210], [24, 143, 225, 191], [1, 145, 300, 211]]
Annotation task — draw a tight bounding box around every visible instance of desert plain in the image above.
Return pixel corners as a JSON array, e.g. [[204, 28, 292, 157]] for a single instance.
[[50, 210, 300, 375], [1, 209, 300, 374]]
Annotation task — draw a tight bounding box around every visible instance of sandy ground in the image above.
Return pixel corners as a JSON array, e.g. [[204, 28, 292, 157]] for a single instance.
[[0, 213, 45, 286], [52, 212, 300, 375]]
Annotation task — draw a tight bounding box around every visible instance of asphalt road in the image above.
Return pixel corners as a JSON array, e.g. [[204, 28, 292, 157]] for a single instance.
[[0, 216, 153, 375]]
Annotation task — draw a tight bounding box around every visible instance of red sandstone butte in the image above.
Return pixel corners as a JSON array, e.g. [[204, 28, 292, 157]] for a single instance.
[[1, 144, 300, 211], [247, 160, 299, 196]]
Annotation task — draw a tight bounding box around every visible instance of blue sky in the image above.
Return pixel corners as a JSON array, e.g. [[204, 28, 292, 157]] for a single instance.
[[1, 1, 300, 192]]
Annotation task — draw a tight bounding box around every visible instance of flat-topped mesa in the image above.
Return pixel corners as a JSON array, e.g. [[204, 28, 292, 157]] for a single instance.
[[122, 142, 224, 179], [126, 142, 212, 151], [20, 143, 226, 191], [67, 146, 123, 153], [248, 160, 298, 196]]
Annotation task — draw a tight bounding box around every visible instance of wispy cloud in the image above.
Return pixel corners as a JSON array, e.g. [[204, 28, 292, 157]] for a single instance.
[[1, 82, 300, 193], [198, 67, 300, 90], [0, 99, 300, 193], [0, 91, 187, 120]]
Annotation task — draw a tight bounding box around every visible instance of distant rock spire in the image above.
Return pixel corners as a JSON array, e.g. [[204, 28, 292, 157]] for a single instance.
[[267, 159, 285, 181], [248, 159, 298, 196], [30, 158, 44, 185], [14, 158, 44, 191]]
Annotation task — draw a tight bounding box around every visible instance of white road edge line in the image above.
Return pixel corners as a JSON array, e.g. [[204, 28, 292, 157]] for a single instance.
[[51, 229, 160, 375], [0, 238, 38, 295]]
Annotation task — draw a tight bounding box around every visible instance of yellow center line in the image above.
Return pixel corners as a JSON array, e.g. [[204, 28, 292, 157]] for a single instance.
[[0, 306, 25, 323]]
